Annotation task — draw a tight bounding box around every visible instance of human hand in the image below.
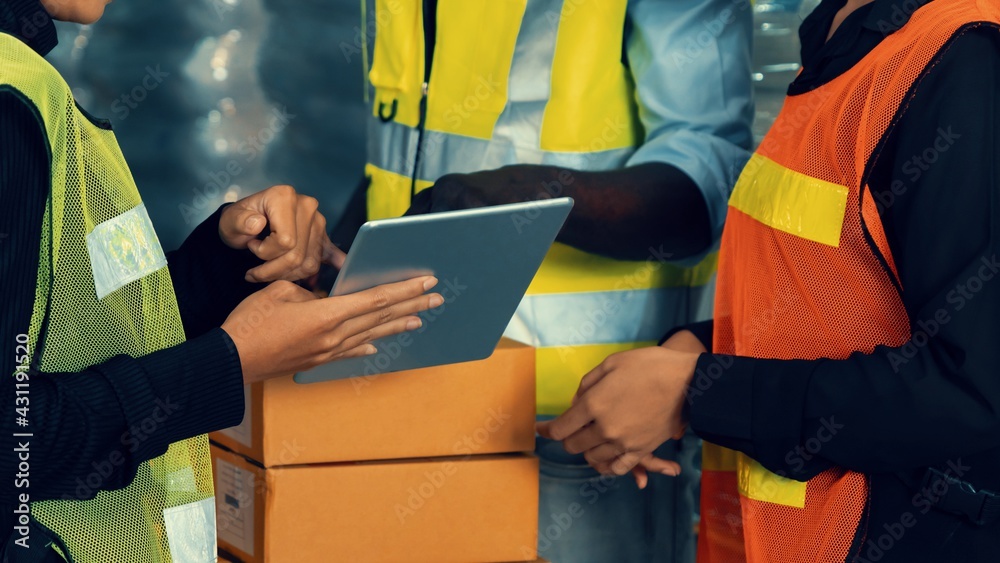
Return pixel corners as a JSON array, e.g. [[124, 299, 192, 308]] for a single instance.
[[536, 346, 700, 489], [218, 185, 347, 283], [404, 165, 557, 215], [608, 330, 709, 488], [221, 276, 442, 384]]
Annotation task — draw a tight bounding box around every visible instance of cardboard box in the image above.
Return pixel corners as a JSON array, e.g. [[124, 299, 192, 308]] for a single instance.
[[211, 339, 535, 467], [211, 444, 539, 563]]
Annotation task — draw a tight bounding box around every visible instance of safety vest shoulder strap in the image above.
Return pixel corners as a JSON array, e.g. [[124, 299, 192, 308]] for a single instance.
[[0, 32, 73, 150]]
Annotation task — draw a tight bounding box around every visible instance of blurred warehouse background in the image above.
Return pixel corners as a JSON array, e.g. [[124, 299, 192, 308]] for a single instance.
[[47, 0, 819, 251]]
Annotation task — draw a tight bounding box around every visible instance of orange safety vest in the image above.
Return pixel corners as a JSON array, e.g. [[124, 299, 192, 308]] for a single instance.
[[699, 1, 1000, 562]]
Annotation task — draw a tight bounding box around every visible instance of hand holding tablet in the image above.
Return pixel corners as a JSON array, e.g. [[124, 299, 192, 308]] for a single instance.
[[295, 197, 573, 383]]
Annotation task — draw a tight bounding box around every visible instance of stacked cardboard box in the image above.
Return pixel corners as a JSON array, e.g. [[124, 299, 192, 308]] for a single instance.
[[210, 339, 539, 563]]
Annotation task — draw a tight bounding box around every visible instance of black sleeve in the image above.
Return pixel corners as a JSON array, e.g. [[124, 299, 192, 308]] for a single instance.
[[0, 89, 245, 503], [687, 28, 1000, 479], [660, 319, 714, 350], [167, 205, 265, 339]]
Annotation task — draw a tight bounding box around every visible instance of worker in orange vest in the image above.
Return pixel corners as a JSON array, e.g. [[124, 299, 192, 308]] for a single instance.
[[540, 0, 1000, 561]]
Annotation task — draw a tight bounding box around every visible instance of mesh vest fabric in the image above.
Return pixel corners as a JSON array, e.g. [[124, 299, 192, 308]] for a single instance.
[[699, 1, 1000, 562], [0, 34, 216, 562], [364, 0, 718, 415]]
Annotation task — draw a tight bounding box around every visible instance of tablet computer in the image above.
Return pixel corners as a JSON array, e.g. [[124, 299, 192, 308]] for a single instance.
[[294, 197, 573, 383]]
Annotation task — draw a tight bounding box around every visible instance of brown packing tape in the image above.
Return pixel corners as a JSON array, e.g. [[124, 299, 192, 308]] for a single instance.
[[210, 339, 536, 467], [211, 444, 540, 563]]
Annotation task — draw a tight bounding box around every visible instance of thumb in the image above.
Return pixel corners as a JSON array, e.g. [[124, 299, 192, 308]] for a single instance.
[[221, 205, 268, 249]]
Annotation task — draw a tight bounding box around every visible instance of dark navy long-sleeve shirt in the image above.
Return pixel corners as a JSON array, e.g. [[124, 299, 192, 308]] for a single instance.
[[684, 0, 1000, 560], [0, 0, 257, 520]]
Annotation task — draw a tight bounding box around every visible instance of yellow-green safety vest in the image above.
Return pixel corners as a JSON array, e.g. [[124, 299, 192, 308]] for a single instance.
[[1, 33, 216, 562], [365, 0, 717, 415]]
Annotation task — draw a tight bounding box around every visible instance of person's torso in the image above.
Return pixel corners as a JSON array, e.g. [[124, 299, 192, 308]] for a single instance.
[[365, 0, 717, 415], [699, 1, 1000, 562], [0, 33, 216, 563]]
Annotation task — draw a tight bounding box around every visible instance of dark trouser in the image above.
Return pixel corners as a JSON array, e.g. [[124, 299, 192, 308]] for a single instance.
[[535, 431, 700, 563]]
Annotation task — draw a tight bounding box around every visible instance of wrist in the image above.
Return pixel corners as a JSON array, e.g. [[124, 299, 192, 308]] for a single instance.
[[667, 350, 700, 429]]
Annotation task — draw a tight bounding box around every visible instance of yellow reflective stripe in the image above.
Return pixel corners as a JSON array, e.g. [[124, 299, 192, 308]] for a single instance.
[[541, 0, 639, 152], [369, 0, 423, 127], [737, 453, 807, 508], [702, 443, 740, 472], [527, 244, 718, 295], [536, 341, 653, 415], [730, 154, 849, 247], [365, 164, 433, 220], [426, 0, 525, 139]]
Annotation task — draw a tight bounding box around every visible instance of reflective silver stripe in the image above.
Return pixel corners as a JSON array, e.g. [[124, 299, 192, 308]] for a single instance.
[[504, 284, 715, 348], [420, 126, 634, 175], [86, 203, 167, 300], [163, 497, 216, 563], [371, 117, 635, 179], [367, 113, 418, 180], [491, 0, 564, 151]]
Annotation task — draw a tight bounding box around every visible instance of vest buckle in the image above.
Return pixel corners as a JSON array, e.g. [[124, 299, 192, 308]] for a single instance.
[[920, 467, 999, 527]]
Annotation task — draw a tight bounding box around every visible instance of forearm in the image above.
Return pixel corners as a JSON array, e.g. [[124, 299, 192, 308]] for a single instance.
[[0, 329, 245, 503], [167, 205, 265, 338], [456, 163, 712, 261], [555, 163, 711, 261]]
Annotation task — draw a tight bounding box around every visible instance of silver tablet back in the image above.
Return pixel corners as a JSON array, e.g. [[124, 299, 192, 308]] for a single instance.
[[294, 197, 573, 383]]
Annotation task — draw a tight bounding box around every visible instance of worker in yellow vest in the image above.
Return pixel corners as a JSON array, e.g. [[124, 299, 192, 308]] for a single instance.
[[541, 0, 1000, 561], [345, 0, 753, 560], [0, 1, 441, 561]]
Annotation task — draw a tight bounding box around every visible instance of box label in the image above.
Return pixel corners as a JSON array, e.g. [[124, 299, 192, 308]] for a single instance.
[[215, 458, 256, 557], [219, 386, 253, 448]]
